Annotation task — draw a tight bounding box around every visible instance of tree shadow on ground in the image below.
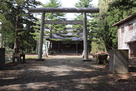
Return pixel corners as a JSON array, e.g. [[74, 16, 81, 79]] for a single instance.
[[0, 56, 136, 91], [0, 70, 113, 91]]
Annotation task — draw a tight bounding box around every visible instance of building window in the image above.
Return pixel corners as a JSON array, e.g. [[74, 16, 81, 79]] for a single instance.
[[121, 27, 124, 33], [128, 24, 133, 31]]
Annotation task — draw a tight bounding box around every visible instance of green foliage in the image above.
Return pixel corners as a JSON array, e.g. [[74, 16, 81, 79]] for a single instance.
[[75, 0, 93, 8], [42, 0, 61, 7], [107, 0, 136, 50], [41, 0, 67, 41], [91, 0, 136, 52], [0, 0, 40, 53], [73, 0, 94, 37], [108, 0, 136, 11], [73, 0, 94, 52]]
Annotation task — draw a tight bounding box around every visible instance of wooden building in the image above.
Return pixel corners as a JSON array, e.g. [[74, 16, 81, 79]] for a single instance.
[[113, 13, 136, 57], [46, 29, 83, 54]]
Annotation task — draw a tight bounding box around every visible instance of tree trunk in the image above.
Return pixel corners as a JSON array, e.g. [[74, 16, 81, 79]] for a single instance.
[[13, 16, 19, 54]]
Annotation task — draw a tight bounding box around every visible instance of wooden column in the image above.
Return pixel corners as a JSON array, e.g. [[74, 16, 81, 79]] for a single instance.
[[38, 12, 45, 60]]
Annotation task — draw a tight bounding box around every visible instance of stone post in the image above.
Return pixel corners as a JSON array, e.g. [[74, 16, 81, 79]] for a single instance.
[[0, 48, 5, 70], [109, 49, 129, 73]]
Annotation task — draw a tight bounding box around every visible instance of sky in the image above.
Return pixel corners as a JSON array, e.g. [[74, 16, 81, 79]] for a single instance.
[[37, 0, 98, 19]]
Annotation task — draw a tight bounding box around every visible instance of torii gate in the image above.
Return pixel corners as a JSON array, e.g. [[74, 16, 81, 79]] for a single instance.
[[29, 7, 99, 61]]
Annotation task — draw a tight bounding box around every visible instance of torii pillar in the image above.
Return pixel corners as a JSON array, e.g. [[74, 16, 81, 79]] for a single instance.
[[38, 12, 45, 60], [83, 12, 88, 61]]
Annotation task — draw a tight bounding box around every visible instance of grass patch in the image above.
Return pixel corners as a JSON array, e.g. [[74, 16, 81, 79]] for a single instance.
[[5, 61, 12, 64], [25, 55, 38, 59], [0, 74, 4, 77]]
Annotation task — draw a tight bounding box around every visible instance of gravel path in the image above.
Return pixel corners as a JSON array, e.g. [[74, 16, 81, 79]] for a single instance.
[[0, 54, 136, 91]]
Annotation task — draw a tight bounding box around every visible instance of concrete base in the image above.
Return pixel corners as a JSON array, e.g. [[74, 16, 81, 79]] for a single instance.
[[83, 59, 92, 61], [35, 59, 45, 61], [0, 48, 5, 70], [109, 49, 129, 73]]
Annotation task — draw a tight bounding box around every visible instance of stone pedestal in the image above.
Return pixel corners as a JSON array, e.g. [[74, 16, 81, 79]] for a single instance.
[[109, 49, 129, 73], [12, 55, 20, 63], [12, 53, 26, 63], [95, 54, 108, 64], [20, 54, 25, 63], [0, 48, 5, 70]]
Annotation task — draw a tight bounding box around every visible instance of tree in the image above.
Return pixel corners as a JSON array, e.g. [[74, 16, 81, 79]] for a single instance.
[[90, 0, 114, 52], [0, 0, 14, 48], [38, 0, 67, 51], [0, 0, 41, 53], [73, 0, 94, 52], [42, 0, 66, 36], [107, 0, 136, 50], [91, 0, 136, 52]]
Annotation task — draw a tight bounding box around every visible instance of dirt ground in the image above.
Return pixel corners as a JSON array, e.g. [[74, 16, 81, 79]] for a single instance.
[[0, 54, 136, 91]]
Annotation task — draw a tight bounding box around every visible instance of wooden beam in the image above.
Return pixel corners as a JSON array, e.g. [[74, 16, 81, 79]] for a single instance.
[[29, 7, 99, 13], [44, 20, 83, 24]]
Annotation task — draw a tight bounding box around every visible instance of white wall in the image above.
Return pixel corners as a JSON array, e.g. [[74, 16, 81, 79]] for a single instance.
[[118, 17, 136, 49]]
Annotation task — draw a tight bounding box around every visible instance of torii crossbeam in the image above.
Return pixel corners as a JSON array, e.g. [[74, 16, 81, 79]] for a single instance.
[[29, 7, 99, 13], [44, 20, 83, 24], [29, 7, 99, 61]]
